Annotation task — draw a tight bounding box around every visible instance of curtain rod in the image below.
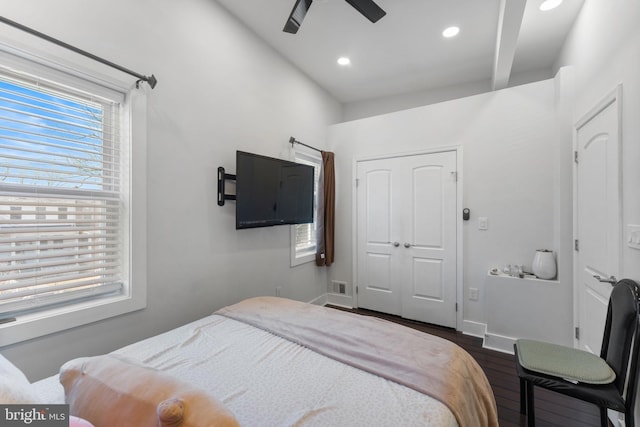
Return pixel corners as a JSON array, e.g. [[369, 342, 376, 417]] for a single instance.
[[289, 136, 322, 153], [0, 16, 157, 89]]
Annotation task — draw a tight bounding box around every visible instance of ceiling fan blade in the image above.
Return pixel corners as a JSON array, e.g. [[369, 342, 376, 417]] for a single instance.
[[283, 0, 313, 34], [344, 0, 386, 23]]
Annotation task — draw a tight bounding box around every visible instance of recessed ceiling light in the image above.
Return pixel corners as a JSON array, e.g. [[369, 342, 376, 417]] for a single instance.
[[540, 0, 563, 11], [337, 57, 351, 66], [442, 26, 460, 38]]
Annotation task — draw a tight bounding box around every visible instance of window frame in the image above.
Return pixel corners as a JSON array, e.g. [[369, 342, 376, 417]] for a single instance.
[[0, 45, 147, 346], [290, 150, 321, 267]]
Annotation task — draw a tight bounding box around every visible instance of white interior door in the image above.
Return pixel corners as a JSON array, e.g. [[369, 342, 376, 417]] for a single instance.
[[574, 88, 621, 354], [399, 152, 457, 327], [356, 158, 402, 316], [356, 151, 458, 327]]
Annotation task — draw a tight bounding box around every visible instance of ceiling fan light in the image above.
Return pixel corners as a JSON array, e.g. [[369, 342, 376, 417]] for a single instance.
[[442, 26, 460, 38], [540, 0, 563, 11], [337, 57, 351, 66]]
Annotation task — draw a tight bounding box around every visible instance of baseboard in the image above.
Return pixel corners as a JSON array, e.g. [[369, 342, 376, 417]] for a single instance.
[[308, 294, 328, 306], [326, 293, 354, 308], [462, 320, 515, 354], [484, 332, 516, 354], [462, 320, 486, 338], [313, 293, 353, 308]]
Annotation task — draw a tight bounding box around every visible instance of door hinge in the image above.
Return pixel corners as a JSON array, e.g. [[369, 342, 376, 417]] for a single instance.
[[574, 150, 579, 163], [575, 327, 580, 340], [455, 302, 458, 312], [355, 178, 360, 187], [355, 286, 358, 295], [451, 171, 458, 181], [574, 239, 579, 251]]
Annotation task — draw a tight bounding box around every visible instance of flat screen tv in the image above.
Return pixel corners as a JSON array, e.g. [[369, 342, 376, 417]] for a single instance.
[[236, 150, 314, 229]]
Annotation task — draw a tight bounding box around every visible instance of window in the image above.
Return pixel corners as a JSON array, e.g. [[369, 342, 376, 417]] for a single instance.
[[290, 151, 321, 266], [0, 49, 146, 345]]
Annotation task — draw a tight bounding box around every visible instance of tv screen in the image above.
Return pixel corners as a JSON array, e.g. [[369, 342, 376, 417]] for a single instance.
[[236, 150, 314, 229]]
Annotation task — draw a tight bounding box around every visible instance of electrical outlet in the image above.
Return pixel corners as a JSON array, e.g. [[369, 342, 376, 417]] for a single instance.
[[469, 288, 479, 301]]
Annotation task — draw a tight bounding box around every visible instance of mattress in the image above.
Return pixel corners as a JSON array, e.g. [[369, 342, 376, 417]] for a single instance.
[[34, 313, 459, 426]]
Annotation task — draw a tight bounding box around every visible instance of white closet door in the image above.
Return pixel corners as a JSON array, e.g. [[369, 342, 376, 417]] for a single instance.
[[356, 151, 458, 328], [356, 159, 402, 315], [399, 151, 457, 327]]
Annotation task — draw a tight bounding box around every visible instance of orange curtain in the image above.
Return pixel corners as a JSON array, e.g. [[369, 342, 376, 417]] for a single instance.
[[316, 151, 335, 266]]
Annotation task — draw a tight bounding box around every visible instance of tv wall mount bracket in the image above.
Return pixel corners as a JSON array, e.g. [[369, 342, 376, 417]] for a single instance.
[[217, 167, 236, 206]]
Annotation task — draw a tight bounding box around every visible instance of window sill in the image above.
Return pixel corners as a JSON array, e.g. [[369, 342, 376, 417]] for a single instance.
[[0, 291, 146, 347], [291, 250, 316, 267]]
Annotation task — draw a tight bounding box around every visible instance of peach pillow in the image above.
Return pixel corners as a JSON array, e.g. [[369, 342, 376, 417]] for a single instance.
[[60, 355, 240, 427]]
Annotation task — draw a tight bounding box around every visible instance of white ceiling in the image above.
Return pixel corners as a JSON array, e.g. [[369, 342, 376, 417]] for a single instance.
[[215, 0, 584, 103]]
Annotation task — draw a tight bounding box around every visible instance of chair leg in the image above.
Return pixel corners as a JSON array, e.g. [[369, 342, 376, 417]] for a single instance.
[[625, 407, 634, 427], [519, 378, 527, 415], [526, 381, 535, 426], [599, 407, 608, 427]]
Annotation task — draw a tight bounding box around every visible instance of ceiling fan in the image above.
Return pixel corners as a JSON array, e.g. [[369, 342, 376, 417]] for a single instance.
[[283, 0, 386, 34]]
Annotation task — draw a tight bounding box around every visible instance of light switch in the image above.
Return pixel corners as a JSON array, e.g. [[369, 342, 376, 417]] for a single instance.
[[628, 224, 640, 250], [478, 217, 488, 230]]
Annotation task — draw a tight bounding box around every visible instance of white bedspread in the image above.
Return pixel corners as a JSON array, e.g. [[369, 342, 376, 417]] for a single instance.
[[34, 314, 458, 426]]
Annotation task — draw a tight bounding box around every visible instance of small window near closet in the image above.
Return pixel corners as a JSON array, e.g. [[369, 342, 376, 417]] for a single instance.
[[290, 151, 320, 266]]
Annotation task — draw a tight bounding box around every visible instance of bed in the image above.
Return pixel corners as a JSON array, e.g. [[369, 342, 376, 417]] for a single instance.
[[17, 297, 498, 426]]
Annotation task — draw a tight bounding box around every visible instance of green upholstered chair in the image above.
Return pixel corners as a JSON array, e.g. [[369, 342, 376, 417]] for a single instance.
[[514, 279, 640, 427]]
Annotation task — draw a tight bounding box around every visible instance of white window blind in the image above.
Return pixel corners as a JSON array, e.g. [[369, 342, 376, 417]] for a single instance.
[[292, 152, 320, 264], [0, 69, 125, 316], [295, 220, 315, 252]]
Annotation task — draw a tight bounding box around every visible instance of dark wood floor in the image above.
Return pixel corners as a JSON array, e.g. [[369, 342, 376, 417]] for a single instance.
[[327, 305, 604, 427]]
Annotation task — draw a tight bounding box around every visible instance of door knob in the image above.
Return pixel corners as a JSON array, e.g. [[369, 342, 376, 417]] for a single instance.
[[404, 243, 411, 248], [593, 274, 617, 285], [393, 242, 400, 247]]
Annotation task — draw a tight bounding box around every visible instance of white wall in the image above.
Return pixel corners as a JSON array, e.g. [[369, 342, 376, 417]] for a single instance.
[[328, 76, 573, 339], [343, 78, 491, 122], [342, 69, 555, 122], [0, 0, 341, 380]]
